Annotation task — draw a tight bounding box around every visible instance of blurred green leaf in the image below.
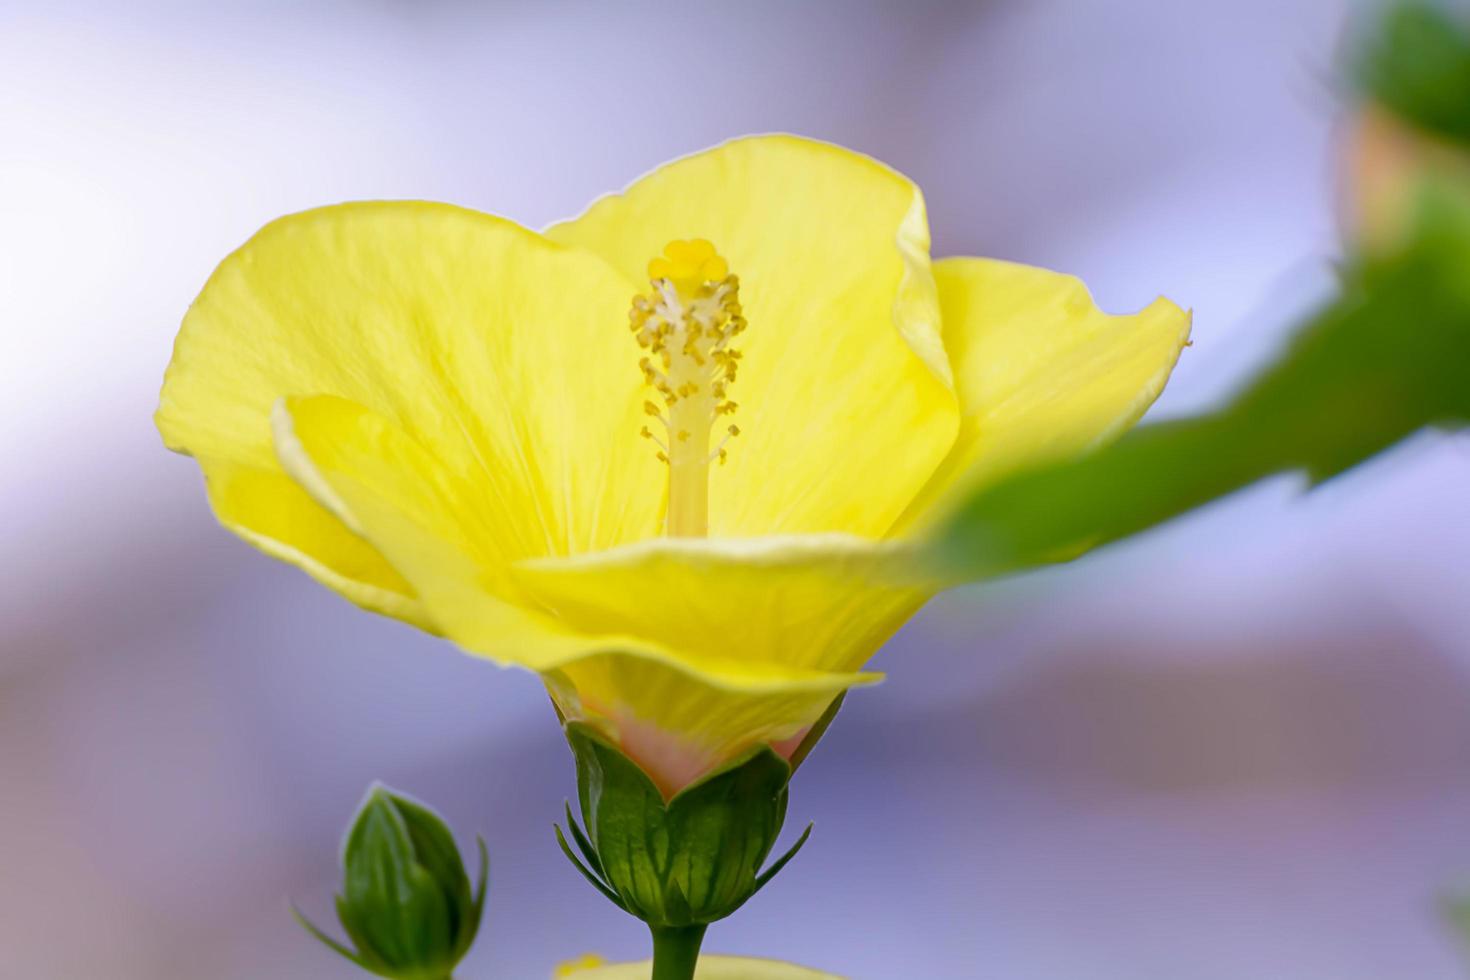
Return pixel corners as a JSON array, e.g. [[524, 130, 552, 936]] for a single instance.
[[1359, 2, 1470, 145], [932, 183, 1470, 579], [1446, 894, 1470, 939]]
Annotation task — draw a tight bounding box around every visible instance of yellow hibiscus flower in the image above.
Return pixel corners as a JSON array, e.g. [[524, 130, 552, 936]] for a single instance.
[[157, 135, 1189, 796]]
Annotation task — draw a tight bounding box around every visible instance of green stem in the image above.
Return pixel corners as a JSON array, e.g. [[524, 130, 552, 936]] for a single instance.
[[649, 924, 707, 980]]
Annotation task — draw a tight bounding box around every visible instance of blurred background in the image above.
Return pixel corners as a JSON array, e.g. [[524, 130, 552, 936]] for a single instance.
[[4, 0, 1470, 976]]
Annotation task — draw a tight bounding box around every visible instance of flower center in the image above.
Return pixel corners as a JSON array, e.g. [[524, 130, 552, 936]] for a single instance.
[[629, 238, 744, 538]]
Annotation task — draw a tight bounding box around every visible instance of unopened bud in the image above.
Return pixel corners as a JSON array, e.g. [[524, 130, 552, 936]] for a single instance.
[[295, 785, 488, 980]]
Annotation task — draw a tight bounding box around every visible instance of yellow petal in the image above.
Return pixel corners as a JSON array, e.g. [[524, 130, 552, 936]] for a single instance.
[[554, 954, 607, 977], [546, 134, 958, 538], [197, 455, 430, 628], [157, 201, 663, 621], [518, 534, 929, 791], [556, 955, 843, 980], [273, 395, 877, 793], [515, 535, 927, 677], [544, 651, 865, 797], [895, 257, 1192, 531]]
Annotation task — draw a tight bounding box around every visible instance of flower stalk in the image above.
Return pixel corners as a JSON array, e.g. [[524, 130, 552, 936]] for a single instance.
[[650, 925, 708, 980]]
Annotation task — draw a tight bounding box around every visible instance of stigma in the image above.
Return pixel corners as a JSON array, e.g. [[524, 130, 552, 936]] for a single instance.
[[629, 238, 744, 538]]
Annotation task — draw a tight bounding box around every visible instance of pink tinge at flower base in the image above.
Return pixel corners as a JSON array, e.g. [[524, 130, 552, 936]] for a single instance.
[[548, 671, 838, 798], [155, 134, 1191, 799]]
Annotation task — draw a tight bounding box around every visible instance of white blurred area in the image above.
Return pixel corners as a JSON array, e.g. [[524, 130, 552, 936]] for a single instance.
[[5, 0, 1470, 977]]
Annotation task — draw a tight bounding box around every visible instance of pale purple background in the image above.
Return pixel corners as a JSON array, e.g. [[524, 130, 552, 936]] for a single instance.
[[4, 1, 1470, 977]]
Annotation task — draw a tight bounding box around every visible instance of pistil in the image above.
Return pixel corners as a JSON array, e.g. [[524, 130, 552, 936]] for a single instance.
[[629, 239, 744, 538]]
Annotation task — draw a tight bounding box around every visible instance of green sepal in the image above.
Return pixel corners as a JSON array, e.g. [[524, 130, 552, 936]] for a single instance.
[[291, 903, 376, 974], [295, 785, 489, 980], [555, 820, 627, 912], [560, 722, 807, 928], [752, 822, 813, 896], [562, 799, 608, 881], [787, 693, 844, 772]]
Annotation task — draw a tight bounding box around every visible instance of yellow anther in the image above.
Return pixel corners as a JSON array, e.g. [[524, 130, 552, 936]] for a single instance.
[[647, 238, 730, 294], [627, 238, 744, 537]]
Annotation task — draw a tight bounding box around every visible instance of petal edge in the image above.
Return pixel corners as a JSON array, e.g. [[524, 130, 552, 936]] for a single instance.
[[896, 257, 1192, 533]]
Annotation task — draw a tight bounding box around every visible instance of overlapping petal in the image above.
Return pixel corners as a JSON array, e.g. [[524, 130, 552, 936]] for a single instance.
[[158, 201, 663, 616], [515, 534, 929, 788], [894, 257, 1192, 532], [272, 395, 875, 791], [515, 535, 928, 676], [546, 134, 958, 539], [196, 454, 430, 626]]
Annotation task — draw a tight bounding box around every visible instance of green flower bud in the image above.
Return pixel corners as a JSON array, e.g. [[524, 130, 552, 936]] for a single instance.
[[1344, 3, 1470, 255], [1356, 3, 1470, 148], [555, 722, 811, 929], [296, 785, 488, 980]]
